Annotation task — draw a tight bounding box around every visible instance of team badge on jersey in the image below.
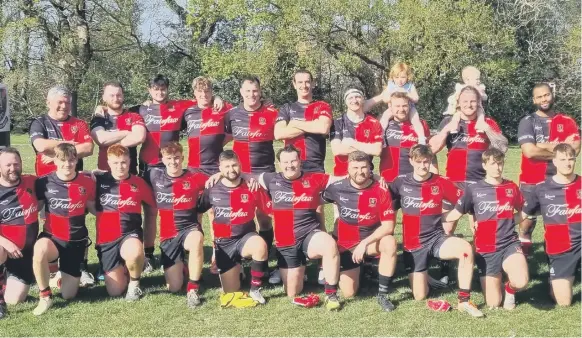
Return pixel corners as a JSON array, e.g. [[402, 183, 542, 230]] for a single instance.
[[79, 186, 86, 195], [369, 198, 377, 207], [577, 190, 581, 199], [557, 124, 564, 132], [168, 105, 176, 112], [126, 118, 132, 125], [130, 184, 138, 192], [183, 181, 191, 190], [241, 194, 248, 203], [506, 189, 513, 197], [431, 186, 439, 195], [259, 117, 266, 125], [302, 180, 310, 188], [364, 129, 370, 137], [71, 125, 78, 133]]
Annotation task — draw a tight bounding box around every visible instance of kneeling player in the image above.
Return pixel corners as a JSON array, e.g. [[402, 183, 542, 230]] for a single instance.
[[257, 145, 342, 310], [322, 151, 397, 312], [521, 143, 581, 306], [94, 145, 155, 301], [33, 144, 96, 315], [198, 150, 270, 306], [445, 148, 529, 309], [150, 142, 206, 308], [389, 145, 483, 317], [0, 148, 39, 319]]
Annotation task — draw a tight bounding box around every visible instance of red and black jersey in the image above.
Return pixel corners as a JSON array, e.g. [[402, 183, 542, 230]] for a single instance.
[[225, 104, 278, 174], [277, 101, 332, 172], [148, 169, 206, 242], [455, 179, 523, 254], [263, 171, 329, 247], [0, 175, 39, 250], [90, 110, 145, 174], [198, 180, 271, 239], [437, 116, 502, 183], [322, 178, 394, 251], [137, 100, 195, 166], [330, 114, 383, 176], [517, 113, 580, 185], [523, 175, 581, 255], [184, 102, 233, 174], [380, 119, 431, 182], [35, 173, 95, 242], [95, 173, 155, 245], [389, 173, 461, 251], [29, 115, 93, 176]]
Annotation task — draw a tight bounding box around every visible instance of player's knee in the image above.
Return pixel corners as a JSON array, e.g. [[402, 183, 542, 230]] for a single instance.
[[106, 283, 125, 297], [252, 241, 268, 261], [61, 287, 78, 300], [555, 297, 572, 307], [3, 291, 27, 305], [485, 296, 502, 308], [167, 279, 183, 293], [412, 288, 428, 301], [512, 275, 529, 290], [380, 236, 397, 255]]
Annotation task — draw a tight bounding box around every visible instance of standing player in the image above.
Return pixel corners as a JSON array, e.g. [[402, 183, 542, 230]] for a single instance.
[[90, 81, 146, 175], [389, 145, 483, 317], [429, 86, 508, 283], [521, 143, 580, 306], [93, 144, 155, 301], [380, 92, 436, 183], [29, 85, 95, 287], [0, 148, 39, 319], [322, 151, 398, 312], [274, 69, 333, 285], [148, 142, 206, 308], [32, 144, 96, 316], [225, 76, 278, 277], [330, 88, 383, 177], [445, 148, 529, 310], [256, 145, 342, 311], [198, 150, 270, 306], [517, 83, 580, 253], [29, 85, 94, 177]]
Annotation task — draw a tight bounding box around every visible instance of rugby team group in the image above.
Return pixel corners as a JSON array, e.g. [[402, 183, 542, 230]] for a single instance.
[[0, 63, 580, 320]]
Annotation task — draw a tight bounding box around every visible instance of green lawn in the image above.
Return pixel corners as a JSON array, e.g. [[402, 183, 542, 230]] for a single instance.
[[1, 134, 580, 337]]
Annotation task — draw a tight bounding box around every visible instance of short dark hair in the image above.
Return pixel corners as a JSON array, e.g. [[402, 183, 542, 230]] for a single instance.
[[149, 74, 170, 88], [532, 82, 552, 95], [553, 143, 576, 158], [276, 144, 301, 162], [103, 81, 124, 92], [409, 144, 433, 160], [0, 147, 22, 161], [347, 151, 370, 164], [240, 75, 261, 88], [482, 147, 505, 164], [293, 69, 313, 82], [54, 143, 78, 161], [390, 91, 410, 101], [219, 150, 239, 162]]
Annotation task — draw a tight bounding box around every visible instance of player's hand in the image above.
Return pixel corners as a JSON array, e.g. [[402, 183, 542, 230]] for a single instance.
[[90, 169, 107, 181], [213, 96, 224, 112], [381, 87, 392, 103], [475, 116, 490, 132], [142, 100, 152, 107], [94, 105, 106, 117], [205, 172, 222, 189], [378, 176, 388, 190], [40, 154, 54, 164], [0, 239, 22, 259], [564, 134, 577, 143], [352, 242, 367, 264], [246, 177, 259, 192]]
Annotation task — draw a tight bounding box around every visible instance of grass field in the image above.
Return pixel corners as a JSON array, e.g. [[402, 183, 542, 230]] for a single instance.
[[1, 134, 581, 336]]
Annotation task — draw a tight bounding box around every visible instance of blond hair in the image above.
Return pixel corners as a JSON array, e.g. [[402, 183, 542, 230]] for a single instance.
[[461, 66, 480, 80], [191, 76, 213, 92], [388, 62, 413, 81]]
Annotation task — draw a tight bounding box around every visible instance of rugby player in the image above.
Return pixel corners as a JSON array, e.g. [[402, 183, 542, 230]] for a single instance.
[[148, 142, 206, 308], [198, 150, 270, 306], [93, 144, 155, 301], [445, 148, 529, 310], [322, 151, 397, 312], [521, 143, 581, 306], [389, 144, 483, 317], [0, 148, 39, 319], [32, 144, 96, 315], [517, 83, 580, 254]]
